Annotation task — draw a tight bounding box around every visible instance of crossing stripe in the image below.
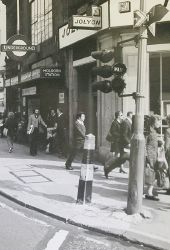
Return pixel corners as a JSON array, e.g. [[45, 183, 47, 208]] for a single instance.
[[44, 230, 69, 250]]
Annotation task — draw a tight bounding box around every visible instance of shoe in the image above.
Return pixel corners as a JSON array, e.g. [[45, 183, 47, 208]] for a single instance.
[[119, 168, 127, 174], [66, 165, 73, 170], [145, 195, 159, 201], [166, 189, 170, 195], [94, 166, 98, 171], [8, 147, 13, 153]]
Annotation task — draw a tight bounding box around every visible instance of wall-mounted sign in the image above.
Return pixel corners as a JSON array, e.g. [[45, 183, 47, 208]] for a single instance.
[[5, 79, 10, 87], [59, 24, 96, 49], [40, 67, 62, 78], [22, 86, 36, 96], [11, 76, 18, 86], [119, 1, 131, 13], [31, 68, 41, 80], [0, 34, 37, 62], [59, 92, 64, 104], [21, 71, 32, 82], [68, 6, 102, 30]]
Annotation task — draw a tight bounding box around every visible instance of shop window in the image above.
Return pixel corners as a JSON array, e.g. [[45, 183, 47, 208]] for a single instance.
[[30, 0, 53, 45]]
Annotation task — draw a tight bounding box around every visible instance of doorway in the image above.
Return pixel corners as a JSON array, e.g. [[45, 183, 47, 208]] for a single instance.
[[149, 53, 170, 131]]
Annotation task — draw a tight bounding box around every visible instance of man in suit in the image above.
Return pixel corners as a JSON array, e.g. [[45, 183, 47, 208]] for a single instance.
[[27, 109, 47, 156], [56, 108, 67, 157], [104, 111, 125, 178], [65, 112, 86, 170], [119, 111, 133, 164], [104, 111, 133, 178]]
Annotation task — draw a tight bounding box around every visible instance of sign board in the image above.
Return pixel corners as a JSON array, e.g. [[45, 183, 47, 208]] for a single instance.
[[31, 68, 41, 80], [112, 63, 127, 75], [68, 6, 102, 30], [59, 93, 64, 104], [133, 10, 147, 28], [40, 67, 62, 78], [1, 44, 36, 52], [59, 24, 96, 49], [21, 72, 32, 82], [69, 15, 102, 30], [22, 86, 36, 96], [11, 76, 18, 86], [0, 34, 37, 61], [5, 79, 10, 87]]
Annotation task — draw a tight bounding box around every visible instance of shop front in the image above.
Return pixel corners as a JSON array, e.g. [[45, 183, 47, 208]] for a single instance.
[[5, 66, 65, 123]]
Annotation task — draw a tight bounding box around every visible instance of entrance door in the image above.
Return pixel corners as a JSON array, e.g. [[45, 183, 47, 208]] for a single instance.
[[149, 53, 170, 132], [77, 65, 97, 136]]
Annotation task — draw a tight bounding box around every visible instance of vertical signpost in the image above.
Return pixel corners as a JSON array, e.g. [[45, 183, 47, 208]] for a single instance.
[[127, 0, 147, 215]]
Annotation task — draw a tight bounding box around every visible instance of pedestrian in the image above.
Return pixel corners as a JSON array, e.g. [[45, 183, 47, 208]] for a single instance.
[[145, 114, 162, 201], [56, 108, 67, 157], [27, 109, 47, 156], [104, 111, 133, 178], [46, 122, 58, 154], [46, 109, 58, 153], [104, 111, 126, 179], [164, 114, 170, 195], [46, 108, 57, 128], [4, 112, 17, 153], [65, 112, 86, 170]]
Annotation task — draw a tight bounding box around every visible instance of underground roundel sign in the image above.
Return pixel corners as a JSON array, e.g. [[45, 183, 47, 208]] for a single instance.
[[1, 34, 37, 62]]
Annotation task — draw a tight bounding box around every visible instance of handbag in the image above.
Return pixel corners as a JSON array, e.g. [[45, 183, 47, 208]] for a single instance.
[[3, 128, 8, 137], [157, 146, 168, 171], [144, 163, 155, 185]]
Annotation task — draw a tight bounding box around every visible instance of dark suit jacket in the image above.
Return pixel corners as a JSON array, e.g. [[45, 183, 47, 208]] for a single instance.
[[120, 118, 132, 148], [109, 119, 121, 152], [57, 114, 66, 136], [74, 120, 86, 149]]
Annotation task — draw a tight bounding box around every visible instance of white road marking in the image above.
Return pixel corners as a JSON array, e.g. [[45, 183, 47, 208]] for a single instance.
[[44, 230, 69, 250]]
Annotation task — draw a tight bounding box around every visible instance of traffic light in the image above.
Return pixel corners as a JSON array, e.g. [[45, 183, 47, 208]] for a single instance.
[[91, 48, 127, 95], [91, 50, 114, 63], [147, 4, 168, 25], [111, 76, 126, 96], [92, 80, 112, 93]]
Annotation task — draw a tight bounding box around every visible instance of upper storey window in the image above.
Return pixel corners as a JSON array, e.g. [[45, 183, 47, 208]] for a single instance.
[[30, 0, 53, 45]]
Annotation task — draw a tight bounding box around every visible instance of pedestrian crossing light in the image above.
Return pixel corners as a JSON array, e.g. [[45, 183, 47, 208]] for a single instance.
[[147, 4, 168, 25]]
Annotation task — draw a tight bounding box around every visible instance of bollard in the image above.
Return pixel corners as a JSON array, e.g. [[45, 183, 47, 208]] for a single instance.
[[77, 134, 95, 204]]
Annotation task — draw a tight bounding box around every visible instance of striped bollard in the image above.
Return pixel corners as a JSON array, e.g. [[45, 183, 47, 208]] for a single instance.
[[77, 134, 95, 204]]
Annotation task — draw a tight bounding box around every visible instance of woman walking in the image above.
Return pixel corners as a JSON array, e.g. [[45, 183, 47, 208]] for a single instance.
[[4, 112, 17, 153], [145, 115, 162, 201], [164, 115, 170, 195]]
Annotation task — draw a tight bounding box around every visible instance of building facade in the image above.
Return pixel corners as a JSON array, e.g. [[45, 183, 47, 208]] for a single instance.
[[2, 0, 170, 150]]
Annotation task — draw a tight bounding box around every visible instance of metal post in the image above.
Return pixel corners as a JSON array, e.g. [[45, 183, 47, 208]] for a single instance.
[[17, 0, 20, 34], [127, 0, 147, 214]]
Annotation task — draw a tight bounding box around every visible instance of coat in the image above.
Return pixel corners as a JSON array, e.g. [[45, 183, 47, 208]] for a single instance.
[[146, 127, 158, 169], [4, 117, 17, 137], [109, 119, 121, 153], [73, 120, 86, 149], [27, 114, 46, 132], [120, 118, 132, 148]]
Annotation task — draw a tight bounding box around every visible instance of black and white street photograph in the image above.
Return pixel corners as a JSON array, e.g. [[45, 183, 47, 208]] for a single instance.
[[0, 0, 170, 249]]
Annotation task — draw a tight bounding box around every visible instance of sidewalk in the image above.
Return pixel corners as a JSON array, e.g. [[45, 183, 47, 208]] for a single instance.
[[0, 138, 170, 250]]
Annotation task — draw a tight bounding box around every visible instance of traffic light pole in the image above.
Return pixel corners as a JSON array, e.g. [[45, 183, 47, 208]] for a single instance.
[[127, 0, 147, 214]]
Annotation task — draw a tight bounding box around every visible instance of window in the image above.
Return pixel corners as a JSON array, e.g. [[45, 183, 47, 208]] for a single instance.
[[30, 0, 52, 45]]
